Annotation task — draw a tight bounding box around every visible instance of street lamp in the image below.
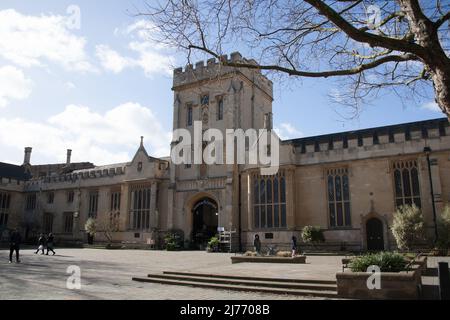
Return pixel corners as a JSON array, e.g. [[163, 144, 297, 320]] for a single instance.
[[424, 146, 439, 244]]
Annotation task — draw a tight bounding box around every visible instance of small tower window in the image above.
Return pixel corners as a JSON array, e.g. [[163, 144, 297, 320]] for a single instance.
[[201, 94, 209, 105], [217, 97, 224, 121], [187, 104, 193, 126]]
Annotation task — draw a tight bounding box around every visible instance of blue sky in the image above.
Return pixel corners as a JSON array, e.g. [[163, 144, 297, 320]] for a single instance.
[[0, 1, 444, 165]]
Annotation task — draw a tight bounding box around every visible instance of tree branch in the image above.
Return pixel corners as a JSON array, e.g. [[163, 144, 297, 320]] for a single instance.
[[188, 44, 417, 78]]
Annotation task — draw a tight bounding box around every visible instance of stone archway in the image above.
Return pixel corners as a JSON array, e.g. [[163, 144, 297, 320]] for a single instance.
[[191, 197, 218, 249], [184, 192, 220, 249]]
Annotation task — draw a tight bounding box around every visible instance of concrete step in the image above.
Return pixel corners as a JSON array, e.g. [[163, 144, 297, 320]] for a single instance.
[[152, 273, 337, 291], [164, 271, 337, 285], [132, 276, 338, 298]]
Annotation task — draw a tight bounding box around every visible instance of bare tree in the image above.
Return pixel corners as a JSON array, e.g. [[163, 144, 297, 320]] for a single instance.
[[138, 0, 450, 119]]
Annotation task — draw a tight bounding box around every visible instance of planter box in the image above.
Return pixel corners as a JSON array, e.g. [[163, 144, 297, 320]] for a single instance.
[[336, 257, 427, 300], [231, 255, 306, 264]]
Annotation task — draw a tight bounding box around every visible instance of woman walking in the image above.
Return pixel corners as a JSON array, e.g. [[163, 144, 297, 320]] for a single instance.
[[291, 235, 298, 257], [46, 233, 56, 255], [35, 233, 46, 255]]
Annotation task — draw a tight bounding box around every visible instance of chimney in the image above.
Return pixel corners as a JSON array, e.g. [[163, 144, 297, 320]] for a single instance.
[[66, 149, 72, 164], [23, 147, 32, 165]]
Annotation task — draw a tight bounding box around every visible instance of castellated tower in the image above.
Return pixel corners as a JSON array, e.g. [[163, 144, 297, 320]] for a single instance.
[[168, 52, 274, 248]]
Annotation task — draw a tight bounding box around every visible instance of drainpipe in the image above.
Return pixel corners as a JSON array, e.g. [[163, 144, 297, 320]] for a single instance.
[[238, 173, 242, 252]]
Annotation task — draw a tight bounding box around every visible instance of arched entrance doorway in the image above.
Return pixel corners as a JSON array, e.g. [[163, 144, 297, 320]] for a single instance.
[[366, 218, 384, 251], [192, 198, 218, 249]]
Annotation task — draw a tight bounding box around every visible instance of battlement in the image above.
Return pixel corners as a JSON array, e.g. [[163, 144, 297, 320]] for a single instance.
[[173, 52, 273, 97], [282, 118, 450, 165]]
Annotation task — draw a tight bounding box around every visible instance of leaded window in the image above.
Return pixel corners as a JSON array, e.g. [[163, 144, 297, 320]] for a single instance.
[[130, 185, 151, 230], [43, 212, 53, 233], [0, 192, 11, 227], [63, 212, 73, 233], [253, 172, 286, 229], [393, 160, 421, 208], [327, 168, 351, 228], [88, 191, 99, 218], [26, 193, 36, 210]]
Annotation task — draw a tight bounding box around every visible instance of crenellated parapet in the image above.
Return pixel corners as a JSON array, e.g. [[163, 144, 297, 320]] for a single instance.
[[173, 52, 273, 98], [0, 177, 26, 192], [283, 118, 450, 165]]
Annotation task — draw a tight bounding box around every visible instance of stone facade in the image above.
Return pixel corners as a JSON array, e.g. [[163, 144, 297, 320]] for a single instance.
[[1, 52, 449, 251]]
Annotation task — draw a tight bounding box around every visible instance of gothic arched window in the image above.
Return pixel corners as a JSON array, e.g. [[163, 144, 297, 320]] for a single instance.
[[253, 173, 287, 229], [327, 168, 351, 228], [393, 160, 421, 208]]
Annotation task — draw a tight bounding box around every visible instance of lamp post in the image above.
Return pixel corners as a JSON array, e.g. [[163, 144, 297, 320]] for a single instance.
[[424, 146, 439, 243]]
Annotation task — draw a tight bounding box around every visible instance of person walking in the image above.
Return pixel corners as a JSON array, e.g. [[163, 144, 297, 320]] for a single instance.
[[35, 233, 46, 255], [46, 233, 56, 255], [291, 235, 298, 257], [9, 228, 21, 263], [254, 234, 261, 255]]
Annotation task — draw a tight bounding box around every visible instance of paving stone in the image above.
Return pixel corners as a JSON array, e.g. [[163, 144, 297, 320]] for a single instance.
[[0, 249, 343, 300]]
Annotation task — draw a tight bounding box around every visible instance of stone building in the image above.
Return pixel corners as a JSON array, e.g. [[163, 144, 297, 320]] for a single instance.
[[1, 52, 449, 251]]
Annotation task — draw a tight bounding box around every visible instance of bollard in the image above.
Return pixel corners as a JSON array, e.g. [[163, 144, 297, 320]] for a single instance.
[[438, 262, 450, 300]]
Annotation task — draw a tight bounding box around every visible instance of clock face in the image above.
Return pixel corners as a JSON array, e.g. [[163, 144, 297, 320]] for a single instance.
[[201, 95, 209, 105]]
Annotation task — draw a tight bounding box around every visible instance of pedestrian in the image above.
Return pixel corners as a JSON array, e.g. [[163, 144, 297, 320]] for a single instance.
[[46, 233, 56, 255], [9, 228, 21, 263], [35, 233, 46, 255], [291, 235, 298, 257], [254, 234, 261, 255]]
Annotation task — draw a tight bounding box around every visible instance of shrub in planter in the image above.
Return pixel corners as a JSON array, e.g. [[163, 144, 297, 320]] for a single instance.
[[301, 226, 325, 245], [349, 252, 408, 273], [436, 205, 450, 255], [207, 236, 220, 252], [391, 205, 426, 250], [164, 229, 184, 251]]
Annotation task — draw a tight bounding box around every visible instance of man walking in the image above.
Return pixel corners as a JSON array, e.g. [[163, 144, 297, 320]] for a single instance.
[[9, 228, 21, 263], [46, 233, 56, 255]]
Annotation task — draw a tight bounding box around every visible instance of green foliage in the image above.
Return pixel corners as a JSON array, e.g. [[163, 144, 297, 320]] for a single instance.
[[164, 229, 184, 251], [207, 236, 220, 252], [437, 204, 450, 251], [85, 218, 97, 236], [301, 226, 325, 243], [349, 252, 408, 272], [391, 205, 426, 250]]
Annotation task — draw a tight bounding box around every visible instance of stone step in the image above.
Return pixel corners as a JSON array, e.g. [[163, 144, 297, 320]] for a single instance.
[[164, 271, 337, 285], [132, 276, 338, 298], [146, 273, 337, 291]]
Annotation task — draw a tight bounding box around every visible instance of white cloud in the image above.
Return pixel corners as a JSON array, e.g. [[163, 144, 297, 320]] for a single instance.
[[96, 19, 174, 77], [95, 44, 133, 74], [65, 81, 76, 90], [0, 66, 33, 107], [0, 102, 171, 165], [421, 101, 442, 113], [274, 123, 303, 140], [0, 9, 94, 72]]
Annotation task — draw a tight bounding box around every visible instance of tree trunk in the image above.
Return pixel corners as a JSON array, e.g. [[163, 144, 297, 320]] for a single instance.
[[431, 68, 450, 120]]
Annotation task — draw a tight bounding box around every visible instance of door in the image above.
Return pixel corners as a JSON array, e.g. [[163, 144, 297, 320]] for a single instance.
[[366, 218, 384, 251]]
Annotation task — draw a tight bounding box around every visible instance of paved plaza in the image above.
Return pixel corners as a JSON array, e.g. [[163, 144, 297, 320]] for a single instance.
[[0, 248, 345, 300]]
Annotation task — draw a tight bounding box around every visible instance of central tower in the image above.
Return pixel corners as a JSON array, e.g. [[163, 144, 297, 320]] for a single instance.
[[167, 52, 274, 248]]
